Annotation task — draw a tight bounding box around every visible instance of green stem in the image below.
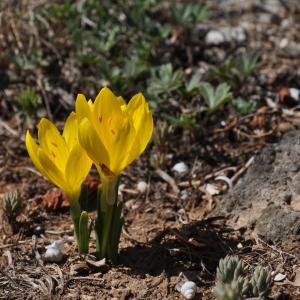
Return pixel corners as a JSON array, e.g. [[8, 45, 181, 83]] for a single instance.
[[78, 211, 89, 254], [69, 191, 89, 255], [95, 176, 121, 260]]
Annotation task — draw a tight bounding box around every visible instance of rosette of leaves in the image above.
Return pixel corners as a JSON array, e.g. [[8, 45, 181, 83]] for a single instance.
[[216, 256, 246, 284], [3, 191, 25, 232], [250, 266, 272, 297], [213, 277, 250, 300]]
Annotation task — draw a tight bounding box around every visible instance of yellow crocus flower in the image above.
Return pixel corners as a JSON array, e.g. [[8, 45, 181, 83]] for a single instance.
[[75, 87, 153, 177], [25, 112, 92, 201]]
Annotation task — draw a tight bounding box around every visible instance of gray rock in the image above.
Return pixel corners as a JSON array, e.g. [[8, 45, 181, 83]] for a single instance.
[[215, 130, 300, 243], [205, 26, 247, 45]]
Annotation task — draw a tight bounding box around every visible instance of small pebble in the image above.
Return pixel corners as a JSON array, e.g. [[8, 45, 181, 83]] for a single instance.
[[274, 273, 286, 282], [237, 243, 243, 249], [137, 181, 148, 193], [205, 26, 246, 45], [289, 88, 300, 101], [180, 190, 188, 200], [179, 281, 197, 299], [172, 162, 189, 177], [44, 240, 64, 263]]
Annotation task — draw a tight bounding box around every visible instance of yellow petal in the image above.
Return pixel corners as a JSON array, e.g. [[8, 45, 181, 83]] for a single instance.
[[63, 112, 79, 148], [78, 118, 110, 168], [127, 93, 153, 153], [38, 148, 70, 194], [65, 143, 92, 196], [116, 96, 126, 106], [93, 87, 124, 149], [37, 118, 68, 170], [109, 119, 135, 174], [25, 131, 47, 177], [75, 93, 91, 122]]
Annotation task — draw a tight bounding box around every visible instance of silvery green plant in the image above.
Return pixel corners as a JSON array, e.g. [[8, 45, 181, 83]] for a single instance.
[[250, 266, 272, 297], [3, 191, 25, 232], [237, 52, 259, 78], [216, 256, 246, 284], [199, 82, 232, 113], [147, 64, 183, 98], [213, 256, 273, 300], [213, 277, 250, 300]]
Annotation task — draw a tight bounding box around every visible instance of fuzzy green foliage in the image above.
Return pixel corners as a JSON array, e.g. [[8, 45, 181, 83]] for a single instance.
[[3, 191, 25, 232], [232, 97, 256, 114], [250, 266, 272, 297], [237, 52, 259, 78], [185, 73, 202, 95], [213, 277, 250, 300], [172, 3, 210, 25], [216, 256, 246, 284], [209, 52, 259, 86], [17, 88, 40, 112], [214, 256, 272, 300], [199, 82, 232, 113], [3, 191, 24, 219], [147, 64, 183, 98]]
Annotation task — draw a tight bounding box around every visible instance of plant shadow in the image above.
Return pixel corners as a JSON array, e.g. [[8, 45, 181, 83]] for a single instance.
[[119, 216, 240, 278]]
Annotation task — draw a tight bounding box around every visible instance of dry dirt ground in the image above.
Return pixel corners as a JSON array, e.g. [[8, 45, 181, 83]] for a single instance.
[[1, 0, 300, 299]]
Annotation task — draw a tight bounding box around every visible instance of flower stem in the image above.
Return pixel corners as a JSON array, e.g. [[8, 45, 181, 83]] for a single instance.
[[95, 176, 122, 261], [69, 191, 89, 255]]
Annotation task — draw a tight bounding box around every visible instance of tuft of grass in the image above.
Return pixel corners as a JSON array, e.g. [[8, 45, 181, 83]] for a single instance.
[[3, 191, 25, 233], [237, 52, 259, 78], [147, 64, 183, 108], [171, 3, 210, 25], [17, 88, 40, 112], [232, 97, 256, 114]]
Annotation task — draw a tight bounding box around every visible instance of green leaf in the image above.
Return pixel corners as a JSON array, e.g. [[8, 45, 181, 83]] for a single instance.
[[79, 211, 90, 254], [185, 73, 202, 94], [199, 82, 232, 113], [237, 52, 259, 78], [147, 64, 183, 97], [232, 98, 256, 114]]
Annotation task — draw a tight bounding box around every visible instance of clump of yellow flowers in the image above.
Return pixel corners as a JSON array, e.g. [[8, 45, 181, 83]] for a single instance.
[[26, 87, 153, 261]]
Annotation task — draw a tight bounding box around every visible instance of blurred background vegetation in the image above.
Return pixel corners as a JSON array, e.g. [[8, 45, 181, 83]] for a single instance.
[[0, 0, 259, 131]]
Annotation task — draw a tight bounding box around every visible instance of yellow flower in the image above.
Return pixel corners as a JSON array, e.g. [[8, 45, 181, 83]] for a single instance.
[[26, 112, 92, 200], [75, 87, 153, 177]]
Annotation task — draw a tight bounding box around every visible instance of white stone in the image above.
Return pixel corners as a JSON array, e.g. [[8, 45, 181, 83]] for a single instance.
[[205, 30, 225, 45], [172, 162, 189, 177], [180, 281, 197, 299], [137, 181, 148, 193], [205, 26, 246, 45], [44, 240, 64, 263], [289, 88, 300, 101], [274, 273, 286, 282]]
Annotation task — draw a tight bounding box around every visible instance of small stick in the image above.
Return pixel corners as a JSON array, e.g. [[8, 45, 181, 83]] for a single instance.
[[155, 168, 179, 195], [0, 240, 27, 250]]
